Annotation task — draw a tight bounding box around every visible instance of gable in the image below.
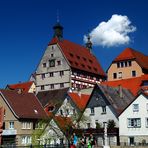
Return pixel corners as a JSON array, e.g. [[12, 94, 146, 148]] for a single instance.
[[0, 90, 47, 119], [114, 48, 148, 70], [87, 88, 110, 108], [36, 44, 70, 74], [0, 95, 18, 120], [119, 93, 148, 117], [56, 97, 78, 117]]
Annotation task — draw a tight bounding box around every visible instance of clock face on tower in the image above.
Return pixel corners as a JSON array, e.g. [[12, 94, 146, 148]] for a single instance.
[[49, 59, 55, 67]]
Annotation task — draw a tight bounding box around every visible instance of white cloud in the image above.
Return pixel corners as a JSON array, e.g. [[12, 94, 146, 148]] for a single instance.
[[84, 14, 136, 47]]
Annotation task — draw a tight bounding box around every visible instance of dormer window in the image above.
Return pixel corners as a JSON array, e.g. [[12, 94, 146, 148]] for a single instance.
[[70, 53, 74, 57], [88, 66, 91, 69], [89, 60, 92, 63], [94, 67, 97, 72], [77, 56, 80, 59], [83, 57, 86, 61], [75, 62, 78, 66], [81, 64, 85, 68]]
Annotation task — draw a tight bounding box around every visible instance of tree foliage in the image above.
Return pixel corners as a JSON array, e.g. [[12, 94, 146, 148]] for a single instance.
[[107, 119, 116, 129]]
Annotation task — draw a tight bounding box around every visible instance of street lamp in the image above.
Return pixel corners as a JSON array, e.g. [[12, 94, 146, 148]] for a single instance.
[[103, 122, 110, 148]]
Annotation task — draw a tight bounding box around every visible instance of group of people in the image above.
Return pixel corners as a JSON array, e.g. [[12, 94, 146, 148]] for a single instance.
[[70, 133, 96, 148]]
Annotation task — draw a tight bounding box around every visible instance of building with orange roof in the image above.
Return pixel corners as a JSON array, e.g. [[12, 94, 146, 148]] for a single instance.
[[102, 74, 148, 96], [32, 22, 106, 93], [107, 48, 148, 81], [6, 81, 36, 93], [55, 91, 91, 124]]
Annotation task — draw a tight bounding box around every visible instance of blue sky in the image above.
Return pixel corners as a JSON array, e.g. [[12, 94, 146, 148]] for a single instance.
[[0, 0, 147, 88]]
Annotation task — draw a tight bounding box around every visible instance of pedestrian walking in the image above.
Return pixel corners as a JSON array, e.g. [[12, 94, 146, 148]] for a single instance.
[[80, 133, 87, 148], [89, 134, 96, 148], [73, 132, 78, 147]]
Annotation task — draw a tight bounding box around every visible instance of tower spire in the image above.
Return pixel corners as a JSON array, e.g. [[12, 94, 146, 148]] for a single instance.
[[56, 9, 60, 23], [85, 33, 92, 53], [53, 10, 63, 40]]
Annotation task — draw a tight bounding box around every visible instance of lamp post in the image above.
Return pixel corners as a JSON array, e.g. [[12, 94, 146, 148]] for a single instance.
[[103, 122, 110, 148]]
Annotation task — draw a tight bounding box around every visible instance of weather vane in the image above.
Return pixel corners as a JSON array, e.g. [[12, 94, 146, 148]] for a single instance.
[[57, 9, 60, 23]]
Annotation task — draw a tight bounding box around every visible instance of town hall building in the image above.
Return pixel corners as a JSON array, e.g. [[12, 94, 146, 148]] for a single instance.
[[32, 22, 106, 92]]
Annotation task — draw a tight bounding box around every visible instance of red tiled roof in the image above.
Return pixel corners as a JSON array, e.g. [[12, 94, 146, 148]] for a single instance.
[[102, 75, 148, 96], [114, 48, 148, 69], [7, 81, 34, 93], [54, 115, 73, 132], [68, 92, 90, 111], [49, 37, 106, 77], [0, 90, 47, 119], [44, 107, 54, 118]]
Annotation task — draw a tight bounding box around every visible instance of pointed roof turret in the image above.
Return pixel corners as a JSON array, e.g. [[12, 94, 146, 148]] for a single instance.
[[85, 34, 92, 53], [53, 21, 63, 40]]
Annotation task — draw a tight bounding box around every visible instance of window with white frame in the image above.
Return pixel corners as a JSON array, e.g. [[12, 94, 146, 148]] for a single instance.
[[118, 72, 122, 79], [9, 121, 14, 129], [60, 71, 64, 76], [60, 83, 64, 88], [41, 85, 45, 90], [21, 136, 32, 145], [22, 122, 31, 129], [133, 104, 139, 112], [128, 118, 141, 128], [49, 72, 54, 77], [42, 63, 46, 68], [132, 70, 136, 77], [41, 74, 45, 79], [102, 106, 106, 114], [90, 107, 95, 115]]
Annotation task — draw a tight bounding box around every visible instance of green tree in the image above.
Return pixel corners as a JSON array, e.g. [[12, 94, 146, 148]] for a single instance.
[[107, 120, 116, 129]]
